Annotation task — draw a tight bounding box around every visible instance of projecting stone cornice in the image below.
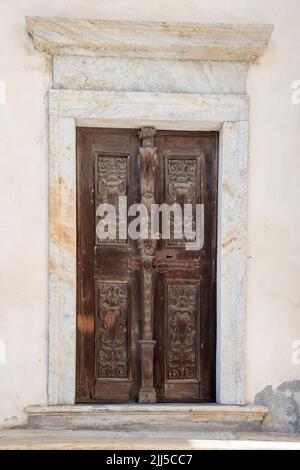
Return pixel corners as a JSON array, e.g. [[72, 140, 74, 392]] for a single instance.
[[26, 16, 273, 62]]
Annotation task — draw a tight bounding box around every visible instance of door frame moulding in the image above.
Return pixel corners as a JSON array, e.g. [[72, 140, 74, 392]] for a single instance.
[[25, 16, 273, 407], [48, 89, 249, 406]]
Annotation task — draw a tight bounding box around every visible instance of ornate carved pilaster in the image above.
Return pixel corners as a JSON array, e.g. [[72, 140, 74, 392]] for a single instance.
[[138, 127, 158, 404]]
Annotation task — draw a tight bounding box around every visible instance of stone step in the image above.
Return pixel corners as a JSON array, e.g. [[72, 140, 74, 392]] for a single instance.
[[26, 404, 268, 432], [2, 429, 300, 450]]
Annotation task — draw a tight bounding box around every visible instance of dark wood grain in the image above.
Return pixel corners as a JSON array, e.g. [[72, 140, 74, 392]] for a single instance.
[[153, 131, 218, 403], [76, 128, 218, 403]]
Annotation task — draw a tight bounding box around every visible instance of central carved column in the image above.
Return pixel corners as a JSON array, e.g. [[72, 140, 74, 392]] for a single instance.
[[138, 127, 158, 404]]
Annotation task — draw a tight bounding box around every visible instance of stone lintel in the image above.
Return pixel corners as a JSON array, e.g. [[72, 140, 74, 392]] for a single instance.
[[26, 17, 273, 62]]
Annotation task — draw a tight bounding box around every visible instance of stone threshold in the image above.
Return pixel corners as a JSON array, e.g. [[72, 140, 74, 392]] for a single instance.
[[1, 429, 300, 450], [26, 404, 268, 432]]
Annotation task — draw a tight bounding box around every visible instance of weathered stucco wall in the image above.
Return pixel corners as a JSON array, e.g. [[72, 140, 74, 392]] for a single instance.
[[0, 0, 300, 427]]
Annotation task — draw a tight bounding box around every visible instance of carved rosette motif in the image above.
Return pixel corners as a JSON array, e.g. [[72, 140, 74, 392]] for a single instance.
[[96, 282, 128, 378], [167, 158, 197, 244], [167, 284, 197, 379], [96, 155, 127, 243]]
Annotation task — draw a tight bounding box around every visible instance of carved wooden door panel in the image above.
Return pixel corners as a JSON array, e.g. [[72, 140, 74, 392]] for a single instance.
[[76, 128, 217, 403], [153, 131, 218, 402], [76, 128, 141, 402]]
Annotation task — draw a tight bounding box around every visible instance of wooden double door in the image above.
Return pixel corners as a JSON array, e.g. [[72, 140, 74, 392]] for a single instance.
[[76, 127, 218, 403]]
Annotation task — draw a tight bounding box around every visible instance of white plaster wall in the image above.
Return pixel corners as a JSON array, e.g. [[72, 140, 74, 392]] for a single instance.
[[0, 0, 299, 427]]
